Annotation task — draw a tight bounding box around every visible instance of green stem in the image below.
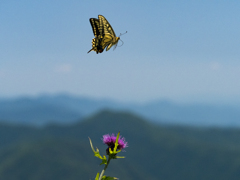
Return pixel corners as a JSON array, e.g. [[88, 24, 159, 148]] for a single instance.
[[99, 157, 111, 180]]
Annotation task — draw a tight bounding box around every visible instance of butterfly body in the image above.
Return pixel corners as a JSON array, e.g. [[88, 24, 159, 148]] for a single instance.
[[88, 15, 120, 54]]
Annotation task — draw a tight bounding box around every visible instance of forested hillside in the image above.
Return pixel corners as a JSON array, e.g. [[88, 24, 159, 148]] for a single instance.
[[0, 110, 240, 179]]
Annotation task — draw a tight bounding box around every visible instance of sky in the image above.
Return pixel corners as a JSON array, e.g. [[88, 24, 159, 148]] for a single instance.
[[1, 0, 240, 104]]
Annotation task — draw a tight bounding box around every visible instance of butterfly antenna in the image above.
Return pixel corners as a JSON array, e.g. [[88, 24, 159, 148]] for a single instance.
[[117, 31, 127, 47], [117, 39, 124, 47], [119, 31, 127, 37]]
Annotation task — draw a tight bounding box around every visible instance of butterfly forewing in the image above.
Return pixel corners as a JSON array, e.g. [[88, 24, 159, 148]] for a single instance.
[[98, 15, 120, 51], [98, 15, 116, 37]]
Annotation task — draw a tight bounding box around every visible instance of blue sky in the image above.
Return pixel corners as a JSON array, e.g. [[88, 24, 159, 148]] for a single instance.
[[1, 1, 240, 103]]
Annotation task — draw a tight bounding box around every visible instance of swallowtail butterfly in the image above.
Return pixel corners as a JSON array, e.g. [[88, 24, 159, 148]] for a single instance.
[[88, 15, 120, 54]]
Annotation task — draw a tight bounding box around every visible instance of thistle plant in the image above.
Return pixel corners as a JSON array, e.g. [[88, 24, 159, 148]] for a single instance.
[[89, 132, 128, 180]]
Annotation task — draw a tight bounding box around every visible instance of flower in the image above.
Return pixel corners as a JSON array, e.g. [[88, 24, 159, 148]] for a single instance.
[[102, 133, 128, 152]]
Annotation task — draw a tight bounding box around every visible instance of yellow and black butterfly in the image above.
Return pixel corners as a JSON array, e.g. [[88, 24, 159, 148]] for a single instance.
[[88, 15, 121, 54]]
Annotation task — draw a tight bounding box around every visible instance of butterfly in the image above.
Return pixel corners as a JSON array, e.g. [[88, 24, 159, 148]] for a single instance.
[[88, 15, 120, 54]]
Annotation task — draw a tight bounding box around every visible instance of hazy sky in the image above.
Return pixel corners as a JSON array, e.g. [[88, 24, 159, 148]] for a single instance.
[[1, 1, 240, 103]]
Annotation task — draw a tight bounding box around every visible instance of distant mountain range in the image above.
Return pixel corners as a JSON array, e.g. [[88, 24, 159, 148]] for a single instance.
[[1, 110, 240, 179], [1, 93, 240, 126]]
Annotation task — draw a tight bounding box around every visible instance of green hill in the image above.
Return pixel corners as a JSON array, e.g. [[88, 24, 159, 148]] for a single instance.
[[0, 110, 240, 179]]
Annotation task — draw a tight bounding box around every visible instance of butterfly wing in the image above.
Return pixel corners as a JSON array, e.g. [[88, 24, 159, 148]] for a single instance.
[[89, 18, 101, 38], [87, 37, 104, 54], [88, 18, 104, 53], [98, 15, 116, 37], [98, 15, 119, 51]]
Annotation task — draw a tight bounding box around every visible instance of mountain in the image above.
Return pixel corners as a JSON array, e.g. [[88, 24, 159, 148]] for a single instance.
[[132, 101, 240, 126], [1, 94, 240, 126], [0, 96, 83, 125], [1, 110, 240, 179]]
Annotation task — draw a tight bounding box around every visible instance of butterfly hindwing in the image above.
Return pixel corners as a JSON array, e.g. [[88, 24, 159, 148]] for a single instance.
[[87, 37, 104, 54], [89, 18, 100, 38]]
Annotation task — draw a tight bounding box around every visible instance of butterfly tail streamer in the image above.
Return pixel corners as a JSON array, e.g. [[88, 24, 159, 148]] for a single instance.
[[87, 48, 93, 53]]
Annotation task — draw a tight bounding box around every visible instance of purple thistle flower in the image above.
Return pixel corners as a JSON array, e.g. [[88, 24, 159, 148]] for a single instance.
[[102, 133, 128, 153]]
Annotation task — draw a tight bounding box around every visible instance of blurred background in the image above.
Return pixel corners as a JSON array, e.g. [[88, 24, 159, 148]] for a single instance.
[[1, 0, 240, 179]]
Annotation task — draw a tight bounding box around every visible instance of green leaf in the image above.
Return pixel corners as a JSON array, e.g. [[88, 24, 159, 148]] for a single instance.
[[100, 155, 107, 165], [113, 132, 120, 153], [89, 137, 98, 154], [115, 156, 125, 159], [108, 132, 123, 159], [101, 175, 118, 180], [89, 137, 106, 162], [95, 172, 100, 180]]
